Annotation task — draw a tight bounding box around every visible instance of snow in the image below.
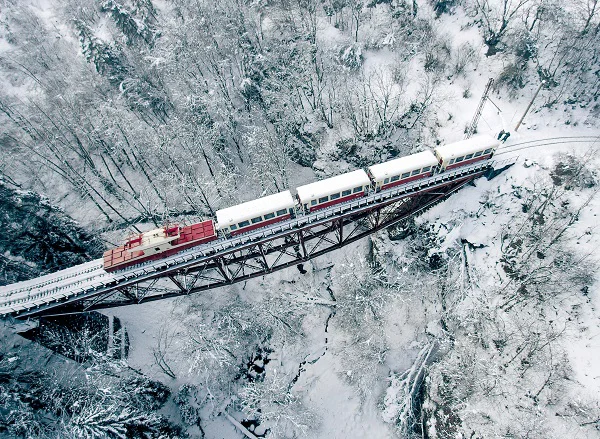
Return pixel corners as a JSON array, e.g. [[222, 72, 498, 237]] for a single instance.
[[2, 0, 600, 436], [368, 150, 438, 180], [296, 170, 371, 202], [434, 133, 500, 160], [215, 191, 295, 229]]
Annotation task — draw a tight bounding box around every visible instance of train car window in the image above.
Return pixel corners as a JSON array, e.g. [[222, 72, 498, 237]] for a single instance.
[[411, 169, 420, 176], [465, 153, 474, 159], [230, 224, 238, 230], [239, 220, 250, 228], [289, 208, 294, 214], [319, 196, 329, 203], [456, 156, 464, 162], [310, 200, 317, 206], [331, 193, 340, 200], [391, 175, 400, 182], [342, 189, 351, 196], [401, 172, 410, 178], [384, 178, 390, 184], [484, 148, 492, 154], [277, 208, 288, 215], [353, 186, 362, 193], [449, 159, 455, 164], [474, 151, 482, 157], [264, 213, 275, 220], [423, 166, 431, 172]]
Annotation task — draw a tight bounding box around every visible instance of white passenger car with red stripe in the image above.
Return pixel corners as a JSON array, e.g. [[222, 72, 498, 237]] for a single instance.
[[296, 170, 371, 212], [435, 135, 500, 171], [367, 151, 439, 191], [215, 191, 296, 236]]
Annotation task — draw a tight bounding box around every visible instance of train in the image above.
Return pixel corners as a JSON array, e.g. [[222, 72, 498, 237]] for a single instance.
[[103, 134, 500, 272]]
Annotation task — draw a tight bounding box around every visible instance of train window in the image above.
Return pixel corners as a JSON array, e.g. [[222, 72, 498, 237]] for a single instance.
[[353, 186, 362, 193], [264, 213, 275, 220], [239, 220, 250, 228], [401, 172, 410, 178], [384, 178, 390, 184], [230, 224, 238, 230], [310, 200, 317, 206], [319, 196, 329, 203], [277, 208, 288, 215], [449, 159, 455, 164], [465, 153, 474, 159], [391, 175, 400, 182], [484, 148, 492, 154], [423, 166, 431, 172], [342, 189, 351, 196], [411, 169, 420, 176], [456, 156, 464, 162], [474, 151, 482, 157], [251, 216, 262, 224], [289, 208, 294, 214], [331, 193, 340, 200]]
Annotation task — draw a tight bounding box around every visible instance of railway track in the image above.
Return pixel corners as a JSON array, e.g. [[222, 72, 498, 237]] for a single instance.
[[495, 135, 600, 157]]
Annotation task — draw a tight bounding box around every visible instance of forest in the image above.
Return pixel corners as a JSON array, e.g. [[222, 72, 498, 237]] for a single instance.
[[0, 0, 599, 437]]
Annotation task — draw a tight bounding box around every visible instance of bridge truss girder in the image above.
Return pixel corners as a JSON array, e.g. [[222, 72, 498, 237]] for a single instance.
[[19, 172, 483, 318]]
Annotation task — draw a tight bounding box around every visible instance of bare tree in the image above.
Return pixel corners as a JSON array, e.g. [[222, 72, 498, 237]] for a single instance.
[[238, 369, 318, 438], [473, 0, 533, 55]]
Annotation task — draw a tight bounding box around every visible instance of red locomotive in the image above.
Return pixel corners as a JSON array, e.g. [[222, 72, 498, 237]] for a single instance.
[[103, 221, 216, 272]]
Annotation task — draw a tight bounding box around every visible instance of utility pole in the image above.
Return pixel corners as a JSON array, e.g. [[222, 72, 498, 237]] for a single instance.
[[514, 80, 546, 132], [465, 78, 494, 139]]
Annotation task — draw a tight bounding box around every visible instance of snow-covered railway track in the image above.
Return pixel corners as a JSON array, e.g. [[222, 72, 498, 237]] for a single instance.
[[3, 259, 104, 294], [495, 135, 600, 157]]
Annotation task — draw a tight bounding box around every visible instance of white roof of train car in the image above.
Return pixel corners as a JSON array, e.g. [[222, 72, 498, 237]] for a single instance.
[[215, 191, 295, 229], [368, 151, 438, 180], [434, 134, 500, 160], [296, 170, 371, 202]]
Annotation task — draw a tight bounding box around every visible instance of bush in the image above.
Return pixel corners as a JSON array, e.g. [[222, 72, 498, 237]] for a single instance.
[[497, 61, 527, 97], [122, 376, 171, 411], [551, 154, 597, 189], [337, 44, 364, 71], [430, 0, 459, 17]]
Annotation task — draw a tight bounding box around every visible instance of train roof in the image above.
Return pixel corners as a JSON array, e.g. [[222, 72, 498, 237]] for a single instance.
[[215, 190, 295, 228], [296, 170, 371, 202], [368, 151, 438, 180], [434, 134, 500, 160]]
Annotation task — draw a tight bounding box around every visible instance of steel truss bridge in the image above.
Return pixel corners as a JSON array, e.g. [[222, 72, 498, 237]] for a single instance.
[[0, 159, 513, 319]]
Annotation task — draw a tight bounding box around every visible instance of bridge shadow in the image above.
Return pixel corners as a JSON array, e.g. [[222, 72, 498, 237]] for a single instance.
[[19, 311, 129, 363]]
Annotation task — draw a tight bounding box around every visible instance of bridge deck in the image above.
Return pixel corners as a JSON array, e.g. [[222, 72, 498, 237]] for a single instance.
[[0, 159, 510, 316]]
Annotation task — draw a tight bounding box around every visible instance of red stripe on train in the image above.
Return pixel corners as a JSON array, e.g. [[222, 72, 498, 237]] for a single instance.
[[309, 192, 365, 212], [380, 172, 433, 190], [445, 154, 492, 170], [230, 214, 291, 236]]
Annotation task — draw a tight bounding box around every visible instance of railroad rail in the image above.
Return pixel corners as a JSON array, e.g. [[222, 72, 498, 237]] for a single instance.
[[0, 158, 515, 318]]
